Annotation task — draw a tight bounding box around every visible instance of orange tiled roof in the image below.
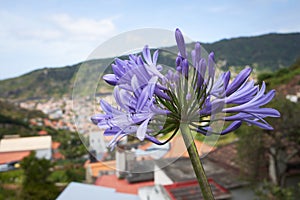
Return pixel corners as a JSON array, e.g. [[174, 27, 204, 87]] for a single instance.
[[52, 141, 61, 150], [52, 152, 65, 160], [95, 174, 154, 194], [0, 151, 31, 164], [38, 130, 48, 135], [87, 160, 116, 177]]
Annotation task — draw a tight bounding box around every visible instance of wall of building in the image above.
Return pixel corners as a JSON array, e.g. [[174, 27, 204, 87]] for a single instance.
[[36, 148, 52, 160], [154, 165, 173, 185]]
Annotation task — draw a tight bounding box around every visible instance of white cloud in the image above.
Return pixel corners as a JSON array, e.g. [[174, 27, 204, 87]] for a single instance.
[[0, 11, 118, 79], [49, 13, 116, 40]]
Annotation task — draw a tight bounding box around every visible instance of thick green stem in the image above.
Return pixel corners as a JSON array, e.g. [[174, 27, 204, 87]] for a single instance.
[[180, 123, 215, 200]]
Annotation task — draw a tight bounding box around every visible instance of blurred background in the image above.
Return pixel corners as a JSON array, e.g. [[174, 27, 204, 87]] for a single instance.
[[0, 0, 299, 199]]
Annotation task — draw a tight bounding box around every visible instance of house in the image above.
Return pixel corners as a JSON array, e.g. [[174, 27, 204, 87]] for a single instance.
[[0, 151, 31, 172], [0, 136, 52, 160], [139, 179, 231, 200], [115, 135, 215, 179], [56, 182, 139, 200], [52, 141, 65, 160], [95, 174, 154, 195], [38, 130, 48, 135], [139, 142, 255, 200], [85, 160, 116, 183], [89, 131, 107, 161]]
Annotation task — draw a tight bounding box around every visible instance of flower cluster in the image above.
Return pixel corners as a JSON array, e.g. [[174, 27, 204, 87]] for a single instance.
[[91, 28, 280, 149]]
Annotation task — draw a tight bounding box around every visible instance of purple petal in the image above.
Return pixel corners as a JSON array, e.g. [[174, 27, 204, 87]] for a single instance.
[[208, 52, 215, 79], [223, 71, 231, 90], [137, 118, 151, 141], [226, 67, 252, 96], [143, 45, 152, 64], [182, 59, 189, 78], [176, 56, 182, 67], [113, 87, 127, 110], [220, 121, 242, 135], [243, 108, 280, 117], [194, 42, 201, 64], [175, 28, 187, 58], [131, 75, 142, 97], [104, 127, 121, 136], [154, 87, 171, 100], [103, 74, 118, 85], [136, 87, 150, 112], [144, 135, 165, 145], [244, 119, 273, 130], [100, 100, 112, 113], [153, 50, 159, 65], [115, 58, 127, 68], [112, 64, 123, 78], [197, 58, 206, 88], [90, 114, 107, 124]]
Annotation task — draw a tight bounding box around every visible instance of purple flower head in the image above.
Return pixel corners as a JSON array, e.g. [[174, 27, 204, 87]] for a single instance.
[[92, 28, 280, 149]]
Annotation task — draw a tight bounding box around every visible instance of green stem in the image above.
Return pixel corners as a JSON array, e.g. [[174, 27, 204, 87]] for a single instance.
[[180, 123, 215, 200]]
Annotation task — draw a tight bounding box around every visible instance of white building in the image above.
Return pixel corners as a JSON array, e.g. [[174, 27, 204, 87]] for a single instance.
[[89, 131, 107, 161], [0, 136, 52, 160]]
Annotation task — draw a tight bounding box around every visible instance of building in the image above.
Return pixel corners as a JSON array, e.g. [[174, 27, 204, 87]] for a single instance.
[[95, 174, 154, 195], [0, 136, 52, 159], [139, 179, 231, 200], [89, 131, 108, 161], [115, 135, 215, 179], [85, 160, 116, 183], [139, 142, 255, 200], [57, 182, 139, 200], [0, 151, 31, 172]]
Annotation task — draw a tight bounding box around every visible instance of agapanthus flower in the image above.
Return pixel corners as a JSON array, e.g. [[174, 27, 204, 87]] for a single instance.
[[91, 28, 280, 149]]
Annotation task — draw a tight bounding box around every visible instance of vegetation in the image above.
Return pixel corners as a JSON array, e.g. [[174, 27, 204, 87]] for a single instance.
[[0, 100, 46, 139], [258, 57, 300, 88], [1, 33, 300, 101], [202, 33, 300, 72], [0, 100, 87, 199], [255, 181, 300, 200], [20, 152, 59, 200], [236, 59, 300, 198]]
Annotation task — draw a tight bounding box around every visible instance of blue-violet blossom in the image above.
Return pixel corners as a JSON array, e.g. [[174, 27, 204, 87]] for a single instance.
[[91, 28, 280, 149]]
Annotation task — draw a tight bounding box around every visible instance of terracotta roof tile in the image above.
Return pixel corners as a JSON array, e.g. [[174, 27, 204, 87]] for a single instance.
[[52, 141, 61, 150], [87, 160, 116, 177], [95, 174, 154, 194], [0, 151, 31, 164]]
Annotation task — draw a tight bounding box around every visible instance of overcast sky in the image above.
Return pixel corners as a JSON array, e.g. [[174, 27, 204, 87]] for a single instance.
[[0, 0, 299, 80]]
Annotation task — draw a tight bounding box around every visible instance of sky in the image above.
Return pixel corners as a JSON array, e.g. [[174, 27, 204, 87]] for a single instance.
[[0, 0, 299, 80]]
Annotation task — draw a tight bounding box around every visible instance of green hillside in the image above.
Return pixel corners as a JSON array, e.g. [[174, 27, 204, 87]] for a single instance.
[[0, 100, 46, 139], [258, 57, 300, 91], [0, 32, 299, 101], [0, 65, 79, 100], [202, 33, 300, 72]]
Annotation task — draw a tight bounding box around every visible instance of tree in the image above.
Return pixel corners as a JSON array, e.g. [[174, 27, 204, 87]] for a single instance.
[[20, 152, 59, 200], [236, 97, 300, 197]]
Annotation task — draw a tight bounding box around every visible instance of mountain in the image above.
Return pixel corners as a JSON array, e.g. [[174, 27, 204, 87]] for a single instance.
[[202, 33, 300, 72], [0, 32, 300, 101], [258, 58, 300, 95], [0, 100, 46, 139]]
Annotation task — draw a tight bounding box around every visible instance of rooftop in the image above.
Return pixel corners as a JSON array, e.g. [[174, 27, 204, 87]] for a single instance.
[[57, 182, 139, 200], [95, 174, 154, 194], [86, 160, 116, 178], [0, 136, 52, 152], [52, 141, 61, 150], [163, 179, 231, 200], [156, 156, 247, 189], [0, 151, 31, 164]]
